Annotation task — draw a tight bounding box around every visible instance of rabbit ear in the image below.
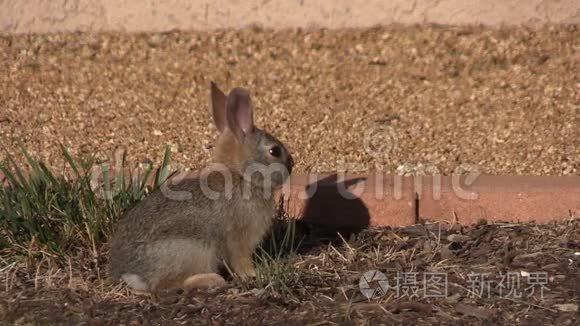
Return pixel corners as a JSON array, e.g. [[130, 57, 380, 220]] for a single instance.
[[210, 81, 227, 132], [226, 87, 254, 140]]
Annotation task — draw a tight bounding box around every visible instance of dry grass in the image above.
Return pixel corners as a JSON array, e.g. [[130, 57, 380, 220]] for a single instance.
[[1, 218, 578, 324]]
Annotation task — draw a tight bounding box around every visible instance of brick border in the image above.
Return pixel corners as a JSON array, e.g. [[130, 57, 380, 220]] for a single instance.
[[2, 169, 578, 227], [280, 174, 580, 228]]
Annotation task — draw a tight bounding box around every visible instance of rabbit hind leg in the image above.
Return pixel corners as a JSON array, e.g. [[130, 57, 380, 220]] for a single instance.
[[183, 273, 226, 290], [142, 239, 220, 291]]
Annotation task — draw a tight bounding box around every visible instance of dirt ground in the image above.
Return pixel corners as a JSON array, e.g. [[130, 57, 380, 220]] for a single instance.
[[1, 220, 579, 324], [0, 25, 578, 176], [0, 25, 579, 324]]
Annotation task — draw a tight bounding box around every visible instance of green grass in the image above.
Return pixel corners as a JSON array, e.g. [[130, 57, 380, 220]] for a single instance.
[[0, 145, 173, 262], [251, 210, 305, 297], [253, 247, 303, 298]]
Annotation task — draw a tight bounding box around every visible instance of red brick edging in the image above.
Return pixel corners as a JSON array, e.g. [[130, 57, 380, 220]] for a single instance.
[[1, 170, 578, 227], [279, 174, 580, 227]]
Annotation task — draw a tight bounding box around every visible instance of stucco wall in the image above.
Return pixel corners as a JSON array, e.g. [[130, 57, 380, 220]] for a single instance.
[[1, 0, 579, 34]]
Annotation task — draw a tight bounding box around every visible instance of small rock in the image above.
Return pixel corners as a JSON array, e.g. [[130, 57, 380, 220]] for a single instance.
[[153, 129, 163, 136], [38, 112, 50, 122], [520, 270, 530, 277], [553, 304, 578, 312], [446, 293, 462, 304], [447, 234, 471, 243], [369, 57, 386, 66], [455, 303, 492, 320]]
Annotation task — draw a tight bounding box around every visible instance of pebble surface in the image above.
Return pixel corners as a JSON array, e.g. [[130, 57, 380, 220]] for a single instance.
[[0, 26, 578, 176]]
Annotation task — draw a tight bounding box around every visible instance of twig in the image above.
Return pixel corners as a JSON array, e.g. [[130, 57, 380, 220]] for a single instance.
[[501, 296, 557, 313]]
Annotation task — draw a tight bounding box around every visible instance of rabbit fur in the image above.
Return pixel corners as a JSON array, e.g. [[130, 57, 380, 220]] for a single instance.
[[109, 82, 294, 292]]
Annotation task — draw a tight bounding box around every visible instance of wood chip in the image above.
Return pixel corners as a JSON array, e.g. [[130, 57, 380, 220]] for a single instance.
[[455, 303, 493, 320]]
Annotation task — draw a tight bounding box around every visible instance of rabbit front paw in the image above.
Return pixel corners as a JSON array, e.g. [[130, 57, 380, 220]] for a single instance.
[[231, 257, 256, 280]]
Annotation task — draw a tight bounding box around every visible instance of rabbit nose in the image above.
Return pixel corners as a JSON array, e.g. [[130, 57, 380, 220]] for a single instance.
[[287, 155, 294, 174]]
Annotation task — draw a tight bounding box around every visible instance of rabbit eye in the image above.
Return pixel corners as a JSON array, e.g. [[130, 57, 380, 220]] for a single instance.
[[269, 146, 282, 158]]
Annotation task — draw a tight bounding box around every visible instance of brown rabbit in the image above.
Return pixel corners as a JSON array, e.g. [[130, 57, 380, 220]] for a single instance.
[[109, 82, 294, 292]]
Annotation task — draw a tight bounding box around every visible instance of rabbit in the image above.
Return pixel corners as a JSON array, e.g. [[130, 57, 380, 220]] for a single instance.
[[109, 82, 294, 293]]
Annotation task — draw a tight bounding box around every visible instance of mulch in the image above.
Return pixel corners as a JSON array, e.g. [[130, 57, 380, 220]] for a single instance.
[[1, 219, 578, 324]]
